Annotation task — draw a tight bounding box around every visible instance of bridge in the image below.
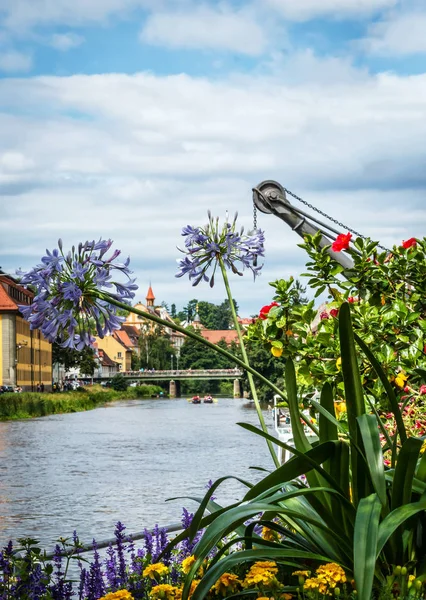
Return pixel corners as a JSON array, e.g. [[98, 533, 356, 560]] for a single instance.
[[121, 368, 242, 380], [93, 369, 244, 397]]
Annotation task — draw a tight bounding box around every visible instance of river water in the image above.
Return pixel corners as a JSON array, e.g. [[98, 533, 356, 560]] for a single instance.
[[0, 397, 275, 550]]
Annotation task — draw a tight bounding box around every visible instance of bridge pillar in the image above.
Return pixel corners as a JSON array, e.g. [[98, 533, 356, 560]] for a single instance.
[[169, 380, 176, 398], [233, 378, 241, 398]]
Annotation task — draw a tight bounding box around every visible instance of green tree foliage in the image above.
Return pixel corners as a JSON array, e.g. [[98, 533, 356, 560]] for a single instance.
[[138, 324, 176, 371], [110, 373, 128, 391], [240, 341, 285, 403], [52, 343, 97, 376], [131, 351, 141, 371]]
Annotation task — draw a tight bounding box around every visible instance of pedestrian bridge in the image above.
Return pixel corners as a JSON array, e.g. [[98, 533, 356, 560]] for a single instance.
[[116, 368, 243, 380]]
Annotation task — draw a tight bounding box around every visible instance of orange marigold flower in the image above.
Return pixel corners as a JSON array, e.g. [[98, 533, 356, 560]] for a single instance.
[[149, 584, 180, 600], [143, 563, 169, 579], [213, 573, 241, 596], [181, 556, 196, 574]]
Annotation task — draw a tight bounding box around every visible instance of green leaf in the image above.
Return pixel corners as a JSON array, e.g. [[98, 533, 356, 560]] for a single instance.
[[357, 414, 387, 507], [318, 383, 338, 444], [391, 437, 423, 510], [286, 358, 312, 453], [376, 497, 426, 558], [339, 302, 367, 505], [354, 332, 407, 445], [354, 494, 382, 600]]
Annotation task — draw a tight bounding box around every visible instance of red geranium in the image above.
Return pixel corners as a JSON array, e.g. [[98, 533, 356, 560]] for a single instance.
[[259, 301, 279, 320], [348, 296, 359, 303], [420, 385, 426, 395], [401, 238, 417, 249], [330, 308, 339, 318], [331, 232, 352, 252]]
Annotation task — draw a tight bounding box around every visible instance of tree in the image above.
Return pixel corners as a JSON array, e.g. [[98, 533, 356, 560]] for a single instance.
[[52, 343, 97, 376], [170, 303, 177, 318], [138, 324, 176, 370], [110, 373, 128, 391]]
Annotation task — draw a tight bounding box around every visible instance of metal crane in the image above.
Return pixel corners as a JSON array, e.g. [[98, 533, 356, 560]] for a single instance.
[[252, 180, 354, 270]]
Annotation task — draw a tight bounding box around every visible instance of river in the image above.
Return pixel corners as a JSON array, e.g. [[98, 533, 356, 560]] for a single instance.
[[0, 397, 275, 550]]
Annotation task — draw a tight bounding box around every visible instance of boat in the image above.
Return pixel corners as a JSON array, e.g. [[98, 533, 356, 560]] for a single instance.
[[203, 395, 214, 403], [191, 396, 201, 404], [273, 395, 318, 463]]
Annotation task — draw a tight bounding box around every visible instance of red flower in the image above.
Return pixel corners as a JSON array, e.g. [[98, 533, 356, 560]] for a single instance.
[[401, 238, 417, 249], [420, 385, 426, 395], [320, 311, 329, 320], [348, 296, 359, 303], [330, 308, 339, 318], [259, 301, 279, 320], [332, 232, 352, 252]]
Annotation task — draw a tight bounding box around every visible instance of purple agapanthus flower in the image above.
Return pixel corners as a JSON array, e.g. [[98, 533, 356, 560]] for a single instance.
[[176, 212, 264, 286], [16, 238, 138, 350]]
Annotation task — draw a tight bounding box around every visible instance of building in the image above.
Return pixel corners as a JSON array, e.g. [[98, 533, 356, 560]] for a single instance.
[[191, 310, 239, 345], [96, 348, 120, 378], [124, 286, 185, 354], [0, 272, 52, 391], [94, 330, 133, 372]]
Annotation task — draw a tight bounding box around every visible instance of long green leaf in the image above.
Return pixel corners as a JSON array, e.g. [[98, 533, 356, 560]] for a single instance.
[[339, 302, 367, 505], [357, 414, 387, 507], [286, 358, 312, 452], [239, 424, 345, 499], [354, 494, 382, 600], [416, 451, 426, 482], [391, 437, 423, 510], [319, 382, 338, 443], [376, 497, 426, 558], [354, 332, 407, 444]]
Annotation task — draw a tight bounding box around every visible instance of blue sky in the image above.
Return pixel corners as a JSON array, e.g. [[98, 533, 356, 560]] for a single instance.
[[1, 0, 426, 316]]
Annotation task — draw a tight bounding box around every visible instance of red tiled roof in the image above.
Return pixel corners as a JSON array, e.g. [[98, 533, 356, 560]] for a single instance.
[[146, 285, 155, 301], [199, 330, 239, 345], [114, 329, 134, 349], [122, 324, 139, 337], [0, 284, 18, 311]]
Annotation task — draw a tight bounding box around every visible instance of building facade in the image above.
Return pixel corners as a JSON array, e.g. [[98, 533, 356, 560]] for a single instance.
[[0, 273, 52, 391]]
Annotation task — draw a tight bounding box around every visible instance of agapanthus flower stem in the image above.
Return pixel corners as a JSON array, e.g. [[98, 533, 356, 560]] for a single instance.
[[96, 292, 289, 413], [219, 259, 280, 468]]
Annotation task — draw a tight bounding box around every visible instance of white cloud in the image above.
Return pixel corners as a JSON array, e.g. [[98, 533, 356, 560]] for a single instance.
[[0, 0, 181, 31], [0, 49, 32, 72], [1, 60, 426, 314], [140, 5, 267, 55], [263, 0, 398, 21], [50, 32, 84, 51], [361, 11, 426, 55]]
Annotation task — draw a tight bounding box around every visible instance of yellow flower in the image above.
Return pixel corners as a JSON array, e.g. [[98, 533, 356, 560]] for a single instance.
[[304, 577, 329, 595], [281, 594, 293, 600], [243, 562, 278, 588], [420, 441, 426, 455], [271, 346, 283, 358], [292, 571, 310, 578], [394, 372, 408, 389], [336, 357, 342, 371], [252, 562, 278, 571], [316, 563, 347, 587], [99, 591, 134, 600], [261, 527, 279, 542], [188, 580, 200, 599], [213, 573, 241, 596], [334, 402, 346, 415], [143, 563, 170, 579], [150, 584, 180, 600], [181, 555, 196, 574], [285, 330, 294, 337]]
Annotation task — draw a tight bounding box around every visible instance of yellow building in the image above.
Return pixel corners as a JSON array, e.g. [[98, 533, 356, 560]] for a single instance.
[[94, 331, 132, 372], [0, 273, 52, 391]]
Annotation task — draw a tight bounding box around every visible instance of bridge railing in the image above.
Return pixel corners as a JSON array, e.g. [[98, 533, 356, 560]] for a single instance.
[[120, 368, 243, 377]]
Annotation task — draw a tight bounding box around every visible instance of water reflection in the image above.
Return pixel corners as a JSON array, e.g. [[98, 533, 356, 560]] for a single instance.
[[0, 398, 274, 548]]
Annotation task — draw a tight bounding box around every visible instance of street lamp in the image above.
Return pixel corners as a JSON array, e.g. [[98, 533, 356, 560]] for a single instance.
[[170, 354, 173, 371]]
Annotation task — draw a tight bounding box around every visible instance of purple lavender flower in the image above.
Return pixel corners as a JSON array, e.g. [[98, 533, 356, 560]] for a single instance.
[[176, 212, 264, 286], [16, 238, 138, 350]]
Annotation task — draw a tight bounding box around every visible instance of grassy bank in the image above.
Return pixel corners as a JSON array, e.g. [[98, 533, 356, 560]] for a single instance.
[[0, 384, 165, 420]]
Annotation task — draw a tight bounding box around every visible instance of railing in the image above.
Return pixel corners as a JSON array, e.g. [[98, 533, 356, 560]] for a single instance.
[[117, 368, 243, 379]]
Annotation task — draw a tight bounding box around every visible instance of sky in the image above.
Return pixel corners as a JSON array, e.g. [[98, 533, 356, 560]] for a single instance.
[[1, 0, 426, 317]]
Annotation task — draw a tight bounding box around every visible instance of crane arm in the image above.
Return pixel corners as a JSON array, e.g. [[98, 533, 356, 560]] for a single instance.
[[252, 180, 354, 271]]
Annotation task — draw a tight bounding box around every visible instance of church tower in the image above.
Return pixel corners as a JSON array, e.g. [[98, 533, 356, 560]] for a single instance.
[[146, 284, 155, 307]]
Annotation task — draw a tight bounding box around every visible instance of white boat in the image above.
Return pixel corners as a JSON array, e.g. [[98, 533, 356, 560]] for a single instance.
[[273, 395, 318, 463]]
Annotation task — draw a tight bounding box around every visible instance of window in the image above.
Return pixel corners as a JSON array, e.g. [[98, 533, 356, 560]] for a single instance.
[[117, 352, 122, 358]]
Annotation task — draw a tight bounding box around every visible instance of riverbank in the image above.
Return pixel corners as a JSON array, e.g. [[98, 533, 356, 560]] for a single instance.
[[0, 384, 164, 420]]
